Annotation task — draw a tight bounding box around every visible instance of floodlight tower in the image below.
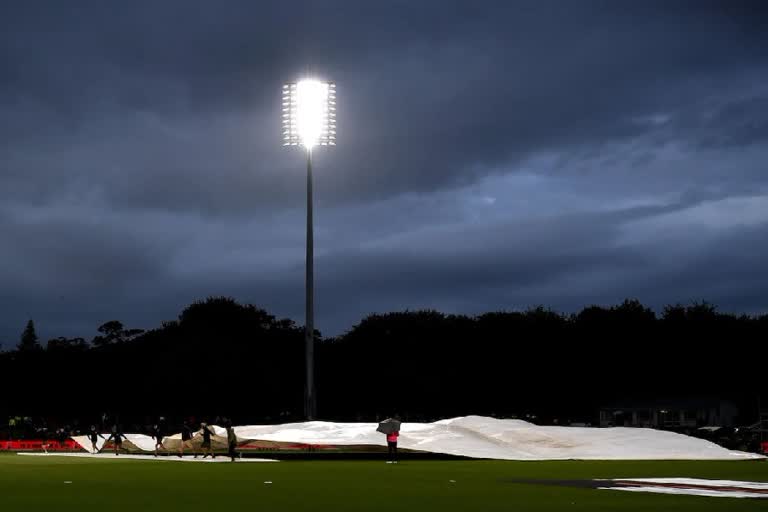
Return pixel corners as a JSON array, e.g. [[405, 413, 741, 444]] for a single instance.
[[282, 79, 336, 421]]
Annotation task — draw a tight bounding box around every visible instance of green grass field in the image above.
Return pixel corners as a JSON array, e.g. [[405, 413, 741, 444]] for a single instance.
[[1, 453, 766, 511]]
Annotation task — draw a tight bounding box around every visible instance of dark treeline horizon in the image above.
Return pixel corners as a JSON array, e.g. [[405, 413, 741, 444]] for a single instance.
[[1, 296, 766, 431]]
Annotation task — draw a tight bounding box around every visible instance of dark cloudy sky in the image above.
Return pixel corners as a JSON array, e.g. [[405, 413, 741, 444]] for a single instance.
[[1, 1, 767, 346]]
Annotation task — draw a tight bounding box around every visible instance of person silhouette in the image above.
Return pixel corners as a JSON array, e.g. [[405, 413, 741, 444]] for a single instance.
[[88, 425, 104, 454], [179, 420, 195, 458], [225, 420, 238, 462], [199, 422, 215, 459], [106, 424, 126, 456], [152, 422, 166, 457]]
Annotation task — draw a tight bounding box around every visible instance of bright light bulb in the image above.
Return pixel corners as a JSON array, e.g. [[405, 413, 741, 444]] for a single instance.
[[296, 80, 329, 149], [282, 79, 336, 148]]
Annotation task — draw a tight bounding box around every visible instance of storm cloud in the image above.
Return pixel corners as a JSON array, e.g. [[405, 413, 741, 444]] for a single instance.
[[1, 0, 767, 345]]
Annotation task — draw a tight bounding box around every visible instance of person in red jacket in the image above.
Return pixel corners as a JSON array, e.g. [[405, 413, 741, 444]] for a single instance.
[[386, 429, 399, 463]]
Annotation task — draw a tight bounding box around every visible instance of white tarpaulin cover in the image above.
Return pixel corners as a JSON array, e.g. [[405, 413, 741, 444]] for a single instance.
[[597, 478, 768, 499], [71, 415, 764, 461]]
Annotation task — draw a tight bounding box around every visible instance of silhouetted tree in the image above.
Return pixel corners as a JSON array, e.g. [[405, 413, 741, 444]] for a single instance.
[[92, 320, 144, 347], [611, 299, 656, 323], [17, 320, 41, 352], [46, 337, 88, 352], [0, 298, 765, 428], [662, 303, 687, 323]]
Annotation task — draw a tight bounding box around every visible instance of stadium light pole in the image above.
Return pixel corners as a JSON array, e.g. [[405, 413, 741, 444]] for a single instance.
[[282, 79, 336, 421]]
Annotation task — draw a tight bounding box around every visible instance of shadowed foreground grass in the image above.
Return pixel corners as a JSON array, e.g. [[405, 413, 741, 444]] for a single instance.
[[0, 453, 766, 511]]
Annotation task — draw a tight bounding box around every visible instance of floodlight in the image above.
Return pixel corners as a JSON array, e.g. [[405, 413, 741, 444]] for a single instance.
[[282, 80, 336, 148], [281, 77, 337, 421]]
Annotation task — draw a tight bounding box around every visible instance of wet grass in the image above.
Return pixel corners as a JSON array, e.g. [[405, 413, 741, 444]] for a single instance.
[[1, 453, 766, 511]]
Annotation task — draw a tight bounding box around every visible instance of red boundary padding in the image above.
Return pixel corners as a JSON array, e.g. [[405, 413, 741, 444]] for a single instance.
[[0, 439, 81, 451]]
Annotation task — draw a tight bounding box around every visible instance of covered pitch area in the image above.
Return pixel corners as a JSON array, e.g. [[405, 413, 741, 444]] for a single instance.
[[68, 416, 765, 461]]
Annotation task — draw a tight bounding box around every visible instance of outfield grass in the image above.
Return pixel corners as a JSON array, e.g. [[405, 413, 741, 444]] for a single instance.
[[0, 453, 766, 511]]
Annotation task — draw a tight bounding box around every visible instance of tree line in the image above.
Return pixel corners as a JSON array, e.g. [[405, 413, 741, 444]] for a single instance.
[[1, 297, 766, 431]]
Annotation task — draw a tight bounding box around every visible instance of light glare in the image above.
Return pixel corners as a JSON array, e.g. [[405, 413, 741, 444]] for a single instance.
[[282, 79, 336, 148]]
